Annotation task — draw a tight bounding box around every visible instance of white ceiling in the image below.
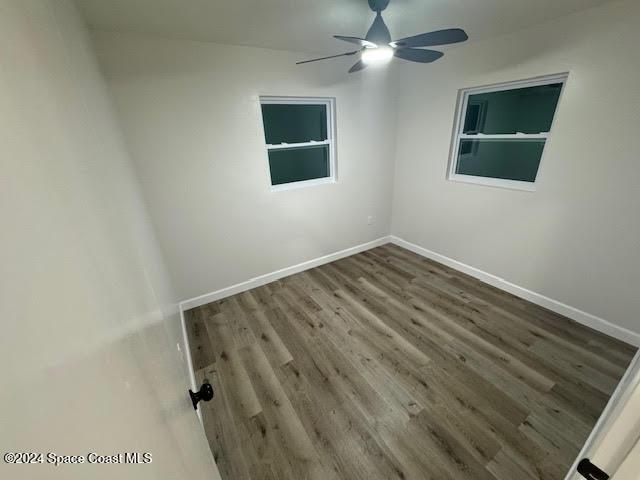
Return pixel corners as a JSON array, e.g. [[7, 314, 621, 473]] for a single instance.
[[75, 0, 611, 55]]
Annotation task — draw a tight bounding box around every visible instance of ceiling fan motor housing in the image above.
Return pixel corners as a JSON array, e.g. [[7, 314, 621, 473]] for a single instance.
[[368, 0, 390, 12]]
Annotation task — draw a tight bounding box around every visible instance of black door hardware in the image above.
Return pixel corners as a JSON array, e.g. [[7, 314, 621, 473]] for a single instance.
[[189, 381, 214, 410], [577, 459, 609, 480]]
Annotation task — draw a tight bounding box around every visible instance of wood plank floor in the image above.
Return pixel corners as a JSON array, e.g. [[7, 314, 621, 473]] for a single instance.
[[185, 244, 636, 480]]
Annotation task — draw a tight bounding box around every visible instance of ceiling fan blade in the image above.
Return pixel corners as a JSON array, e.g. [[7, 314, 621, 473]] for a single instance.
[[334, 35, 376, 48], [394, 28, 468, 48], [394, 48, 444, 63], [365, 13, 392, 45], [297, 50, 359, 65], [348, 60, 367, 73]]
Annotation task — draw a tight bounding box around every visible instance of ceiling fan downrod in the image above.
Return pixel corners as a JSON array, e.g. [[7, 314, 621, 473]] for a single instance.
[[368, 0, 390, 13]]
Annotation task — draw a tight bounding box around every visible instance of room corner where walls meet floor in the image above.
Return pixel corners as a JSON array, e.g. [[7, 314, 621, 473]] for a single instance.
[[180, 237, 640, 350]]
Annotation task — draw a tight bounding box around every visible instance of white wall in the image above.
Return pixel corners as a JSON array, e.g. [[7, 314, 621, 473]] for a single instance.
[[391, 0, 640, 339], [91, 31, 397, 301], [0, 1, 218, 478], [88, 0, 639, 342]]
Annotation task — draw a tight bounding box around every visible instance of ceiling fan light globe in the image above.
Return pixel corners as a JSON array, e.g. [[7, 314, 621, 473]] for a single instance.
[[361, 46, 394, 65]]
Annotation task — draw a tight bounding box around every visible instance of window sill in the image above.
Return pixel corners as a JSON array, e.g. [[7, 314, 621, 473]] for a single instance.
[[270, 177, 336, 192], [448, 174, 537, 192]]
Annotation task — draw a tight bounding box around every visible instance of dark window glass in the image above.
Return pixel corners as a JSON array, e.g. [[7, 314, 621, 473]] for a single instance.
[[268, 145, 329, 186], [463, 83, 563, 135], [463, 101, 486, 134], [456, 139, 545, 183], [261, 104, 327, 145]]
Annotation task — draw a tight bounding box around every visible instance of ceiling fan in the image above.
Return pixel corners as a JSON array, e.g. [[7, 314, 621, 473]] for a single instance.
[[297, 0, 468, 73]]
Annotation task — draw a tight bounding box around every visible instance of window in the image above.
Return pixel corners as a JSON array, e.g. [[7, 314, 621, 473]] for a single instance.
[[448, 74, 567, 191], [260, 97, 336, 190]]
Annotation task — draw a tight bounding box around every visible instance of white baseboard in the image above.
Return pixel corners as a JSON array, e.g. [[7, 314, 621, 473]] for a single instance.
[[178, 232, 639, 347], [390, 236, 640, 347], [179, 236, 392, 312]]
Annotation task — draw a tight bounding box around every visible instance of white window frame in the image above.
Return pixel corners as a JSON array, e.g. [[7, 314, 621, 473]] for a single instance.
[[447, 73, 568, 192], [260, 96, 337, 192]]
